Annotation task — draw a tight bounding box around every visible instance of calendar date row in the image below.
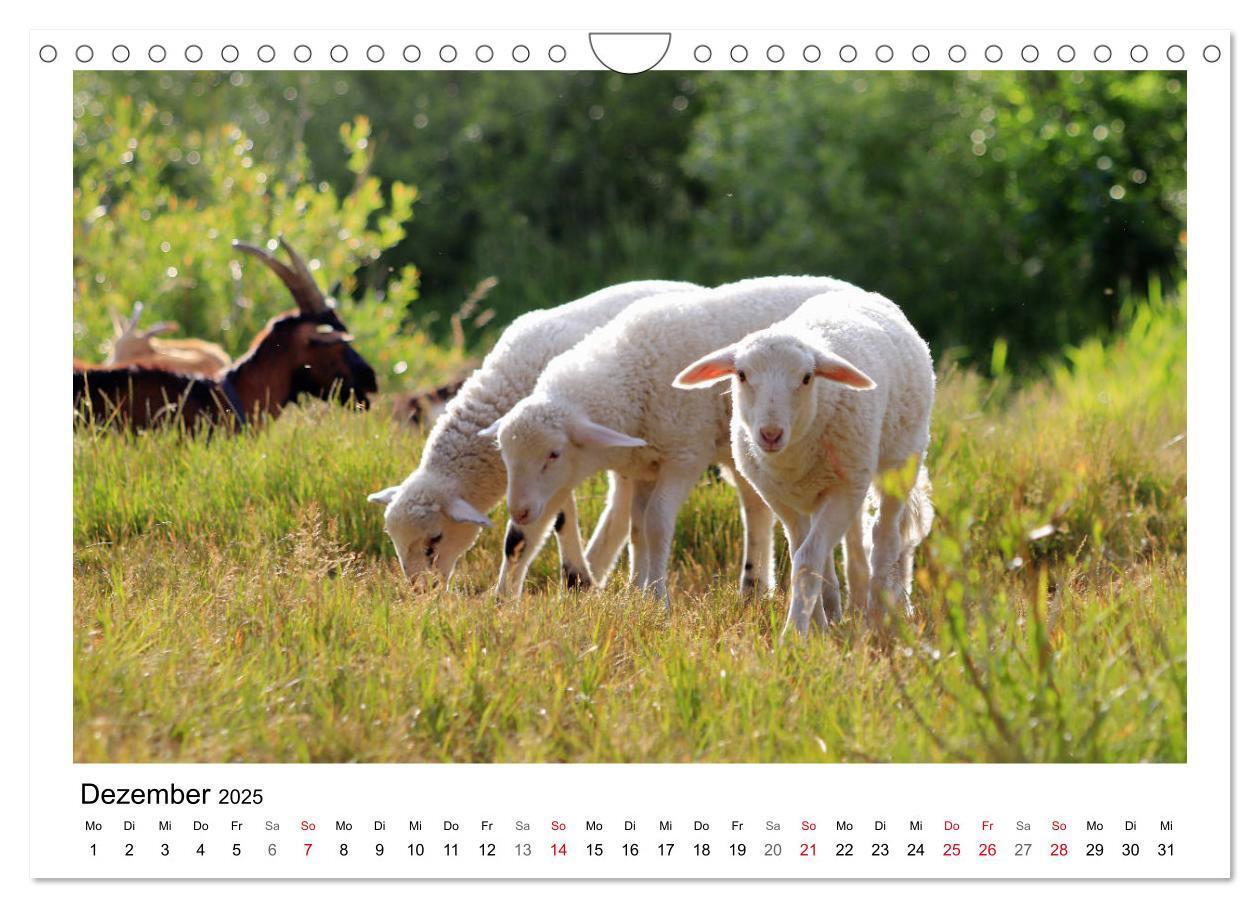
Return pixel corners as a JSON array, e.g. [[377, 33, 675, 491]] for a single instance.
[[85, 838, 1178, 861]]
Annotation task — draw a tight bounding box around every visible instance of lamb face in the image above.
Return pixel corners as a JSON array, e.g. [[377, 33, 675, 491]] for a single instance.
[[676, 333, 875, 455], [731, 336, 824, 455], [491, 399, 579, 528], [370, 481, 490, 587], [491, 397, 646, 528]]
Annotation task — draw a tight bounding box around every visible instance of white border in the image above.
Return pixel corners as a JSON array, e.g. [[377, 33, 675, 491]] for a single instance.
[[26, 25, 1230, 881]]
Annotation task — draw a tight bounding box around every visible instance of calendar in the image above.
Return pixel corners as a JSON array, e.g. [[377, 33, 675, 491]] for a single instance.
[[51, 767, 1214, 878], [26, 13, 1233, 886]]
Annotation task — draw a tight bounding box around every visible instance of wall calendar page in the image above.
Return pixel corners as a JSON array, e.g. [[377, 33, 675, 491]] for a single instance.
[[17, 3, 1246, 901]]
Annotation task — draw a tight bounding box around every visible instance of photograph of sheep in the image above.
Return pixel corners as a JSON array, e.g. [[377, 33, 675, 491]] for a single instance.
[[73, 69, 1186, 763]]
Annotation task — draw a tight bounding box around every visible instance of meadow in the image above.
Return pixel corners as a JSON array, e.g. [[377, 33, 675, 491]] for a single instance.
[[73, 289, 1187, 763]]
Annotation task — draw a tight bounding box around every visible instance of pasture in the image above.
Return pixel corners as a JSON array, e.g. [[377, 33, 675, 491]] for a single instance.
[[73, 290, 1187, 763]]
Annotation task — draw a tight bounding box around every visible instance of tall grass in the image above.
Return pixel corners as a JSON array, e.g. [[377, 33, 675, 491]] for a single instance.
[[73, 292, 1186, 762]]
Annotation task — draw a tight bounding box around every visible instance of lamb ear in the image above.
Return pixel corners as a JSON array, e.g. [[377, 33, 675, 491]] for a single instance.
[[569, 416, 647, 449], [813, 349, 876, 390], [444, 497, 492, 527], [477, 416, 505, 440], [673, 345, 738, 389], [367, 485, 400, 506]]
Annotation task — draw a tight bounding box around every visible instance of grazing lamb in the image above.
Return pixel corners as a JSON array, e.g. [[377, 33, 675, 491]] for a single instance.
[[674, 286, 935, 638], [368, 280, 698, 596], [486, 276, 852, 605]]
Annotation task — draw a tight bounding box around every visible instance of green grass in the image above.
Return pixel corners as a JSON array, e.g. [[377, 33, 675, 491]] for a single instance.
[[73, 293, 1187, 763]]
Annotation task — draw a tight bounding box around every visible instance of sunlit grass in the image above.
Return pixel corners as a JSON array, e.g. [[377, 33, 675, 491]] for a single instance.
[[73, 294, 1186, 763]]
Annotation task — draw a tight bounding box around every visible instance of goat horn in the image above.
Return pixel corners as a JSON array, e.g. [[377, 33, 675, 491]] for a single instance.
[[275, 235, 330, 314], [143, 321, 180, 338], [233, 239, 325, 315]]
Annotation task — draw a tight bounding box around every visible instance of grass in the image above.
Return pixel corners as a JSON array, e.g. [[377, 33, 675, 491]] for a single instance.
[[73, 291, 1187, 763]]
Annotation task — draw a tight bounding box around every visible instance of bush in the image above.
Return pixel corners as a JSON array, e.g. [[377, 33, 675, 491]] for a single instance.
[[73, 95, 432, 388], [73, 70, 1186, 370], [684, 71, 1186, 360]]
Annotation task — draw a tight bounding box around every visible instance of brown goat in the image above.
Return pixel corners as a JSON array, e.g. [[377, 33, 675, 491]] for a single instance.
[[105, 302, 232, 377], [74, 238, 378, 430], [391, 376, 469, 430]]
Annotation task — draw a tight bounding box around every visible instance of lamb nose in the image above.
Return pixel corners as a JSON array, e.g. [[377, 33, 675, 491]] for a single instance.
[[512, 507, 532, 524], [760, 426, 784, 446]]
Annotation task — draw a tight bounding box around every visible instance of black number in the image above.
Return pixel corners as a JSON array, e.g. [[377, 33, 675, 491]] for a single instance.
[[232, 843, 242, 857], [872, 842, 889, 857], [376, 843, 385, 857], [1158, 843, 1174, 856], [835, 842, 854, 857], [481, 843, 497, 857], [907, 843, 924, 856], [695, 843, 710, 856], [339, 843, 349, 857], [408, 843, 425, 857], [1086, 843, 1104, 856], [731, 843, 747, 856], [1122, 843, 1140, 857], [123, 843, 133, 857], [160, 843, 169, 857], [217, 788, 264, 805]]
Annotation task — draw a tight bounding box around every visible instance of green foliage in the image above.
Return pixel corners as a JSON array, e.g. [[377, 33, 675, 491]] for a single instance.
[[73, 70, 1185, 366], [684, 70, 1186, 358], [73, 294, 1186, 762], [73, 92, 425, 387]]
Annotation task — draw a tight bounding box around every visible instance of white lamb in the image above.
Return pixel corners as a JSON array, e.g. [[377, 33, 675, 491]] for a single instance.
[[485, 276, 853, 604], [369, 280, 698, 596], [674, 286, 935, 638]]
